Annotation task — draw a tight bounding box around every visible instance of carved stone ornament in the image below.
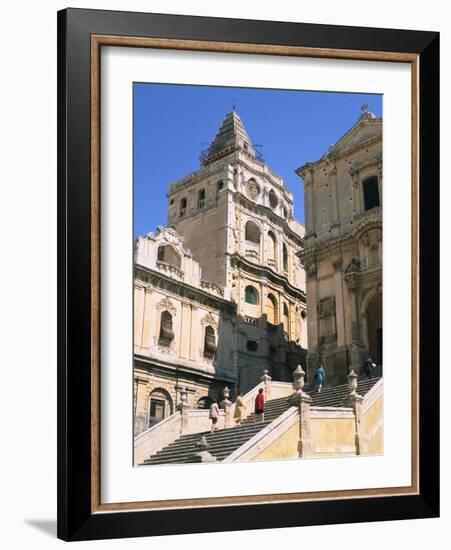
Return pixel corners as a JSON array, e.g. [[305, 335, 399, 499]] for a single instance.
[[317, 296, 336, 319], [201, 311, 218, 328], [349, 160, 361, 178], [361, 233, 370, 246], [151, 226, 192, 256], [305, 258, 317, 278], [247, 179, 260, 199], [344, 273, 357, 291], [156, 296, 177, 316], [345, 257, 361, 274], [332, 258, 342, 271]]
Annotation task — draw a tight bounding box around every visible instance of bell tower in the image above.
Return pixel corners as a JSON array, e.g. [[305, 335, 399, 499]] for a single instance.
[[167, 111, 307, 388]]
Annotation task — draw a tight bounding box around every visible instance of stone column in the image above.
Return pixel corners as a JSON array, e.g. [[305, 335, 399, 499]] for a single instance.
[[260, 369, 272, 400], [344, 369, 366, 455], [220, 386, 233, 428], [134, 285, 145, 348], [305, 259, 319, 380], [179, 301, 191, 360], [289, 365, 313, 458], [350, 163, 362, 213], [189, 305, 198, 361], [333, 258, 345, 347], [344, 271, 365, 371], [141, 287, 154, 349], [134, 378, 149, 435], [302, 166, 315, 232]]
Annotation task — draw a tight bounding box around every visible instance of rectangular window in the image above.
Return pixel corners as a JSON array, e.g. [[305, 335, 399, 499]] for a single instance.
[[363, 176, 380, 210], [198, 189, 206, 209]]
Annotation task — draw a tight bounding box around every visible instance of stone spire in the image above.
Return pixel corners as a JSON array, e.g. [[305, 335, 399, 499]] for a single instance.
[[201, 111, 255, 165]]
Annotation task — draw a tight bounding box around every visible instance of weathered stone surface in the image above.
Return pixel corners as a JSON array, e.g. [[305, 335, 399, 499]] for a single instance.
[[296, 109, 382, 384], [134, 111, 308, 437]]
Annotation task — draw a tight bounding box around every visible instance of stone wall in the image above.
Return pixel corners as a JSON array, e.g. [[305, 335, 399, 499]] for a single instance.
[[297, 111, 382, 383]]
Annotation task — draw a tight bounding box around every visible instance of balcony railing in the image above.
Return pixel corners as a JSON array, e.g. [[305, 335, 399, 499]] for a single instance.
[[200, 280, 224, 296], [156, 261, 183, 279], [243, 316, 258, 326]]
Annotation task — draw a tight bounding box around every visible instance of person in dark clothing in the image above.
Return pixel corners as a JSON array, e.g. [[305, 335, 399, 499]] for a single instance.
[[363, 357, 376, 379], [254, 388, 265, 423]]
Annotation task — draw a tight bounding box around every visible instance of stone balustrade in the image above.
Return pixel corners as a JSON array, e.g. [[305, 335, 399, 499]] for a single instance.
[[156, 261, 183, 279], [200, 280, 224, 296]]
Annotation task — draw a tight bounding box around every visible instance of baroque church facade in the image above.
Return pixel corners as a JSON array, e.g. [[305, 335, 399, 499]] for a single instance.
[[134, 111, 307, 436], [296, 106, 382, 385]]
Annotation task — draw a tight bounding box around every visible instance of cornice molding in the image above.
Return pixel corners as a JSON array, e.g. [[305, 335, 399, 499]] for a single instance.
[[229, 253, 306, 303], [301, 213, 382, 261], [135, 264, 236, 314]]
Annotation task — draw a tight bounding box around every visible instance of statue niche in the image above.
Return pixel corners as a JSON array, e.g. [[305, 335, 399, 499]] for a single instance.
[[317, 296, 336, 345]]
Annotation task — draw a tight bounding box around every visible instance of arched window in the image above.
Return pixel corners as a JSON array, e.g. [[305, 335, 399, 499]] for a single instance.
[[266, 293, 278, 325], [156, 245, 181, 269], [203, 325, 217, 358], [148, 388, 173, 427], [158, 310, 174, 346], [245, 285, 259, 305], [282, 243, 288, 271], [267, 231, 277, 266], [179, 197, 187, 217], [245, 220, 261, 244], [197, 396, 213, 409], [363, 176, 380, 211], [283, 303, 289, 333], [198, 188, 206, 209], [217, 180, 224, 191], [269, 189, 278, 208]]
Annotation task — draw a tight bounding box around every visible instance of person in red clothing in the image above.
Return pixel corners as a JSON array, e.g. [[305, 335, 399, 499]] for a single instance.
[[254, 388, 265, 423]]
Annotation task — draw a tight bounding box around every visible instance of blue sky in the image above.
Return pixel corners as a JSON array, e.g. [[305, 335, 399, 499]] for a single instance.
[[134, 83, 382, 237]]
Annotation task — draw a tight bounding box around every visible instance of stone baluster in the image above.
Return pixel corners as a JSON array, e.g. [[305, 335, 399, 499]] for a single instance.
[[344, 369, 366, 455], [221, 386, 232, 428], [176, 387, 191, 434], [191, 435, 217, 463], [260, 369, 272, 400], [289, 365, 313, 458]]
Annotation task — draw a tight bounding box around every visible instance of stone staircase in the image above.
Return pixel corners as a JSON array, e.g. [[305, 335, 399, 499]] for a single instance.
[[308, 370, 382, 407], [141, 396, 292, 465], [141, 371, 383, 466]]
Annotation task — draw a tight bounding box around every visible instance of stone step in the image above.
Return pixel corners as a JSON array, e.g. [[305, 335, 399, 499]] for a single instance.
[[308, 376, 381, 407], [143, 396, 296, 465], [152, 433, 267, 458], [141, 381, 381, 466], [149, 424, 271, 454], [146, 442, 257, 463], [145, 434, 268, 463]]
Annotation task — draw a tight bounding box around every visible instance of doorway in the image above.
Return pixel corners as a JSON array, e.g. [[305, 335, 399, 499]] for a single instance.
[[366, 293, 382, 365]]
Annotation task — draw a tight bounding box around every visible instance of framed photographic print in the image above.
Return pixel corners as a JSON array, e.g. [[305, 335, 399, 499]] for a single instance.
[[57, 8, 439, 541]]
